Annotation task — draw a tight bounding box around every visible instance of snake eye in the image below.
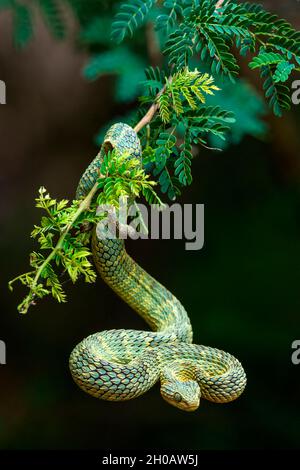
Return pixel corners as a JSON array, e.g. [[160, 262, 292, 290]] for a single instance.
[[174, 392, 182, 403]]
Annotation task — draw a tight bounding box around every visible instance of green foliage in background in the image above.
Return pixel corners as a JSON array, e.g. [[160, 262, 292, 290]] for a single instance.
[[2, 0, 298, 151], [0, 1, 265, 140]]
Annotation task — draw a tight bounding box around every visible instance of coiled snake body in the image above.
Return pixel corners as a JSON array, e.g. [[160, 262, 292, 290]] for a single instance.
[[69, 123, 246, 411]]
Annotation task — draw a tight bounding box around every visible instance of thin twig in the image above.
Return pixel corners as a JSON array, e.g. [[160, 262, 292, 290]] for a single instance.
[[31, 182, 100, 291], [134, 101, 160, 133], [216, 0, 225, 8], [134, 75, 173, 133]]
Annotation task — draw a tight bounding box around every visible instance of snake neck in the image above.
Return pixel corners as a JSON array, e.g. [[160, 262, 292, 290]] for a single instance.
[[75, 122, 192, 340], [76, 123, 143, 200], [91, 229, 193, 343]]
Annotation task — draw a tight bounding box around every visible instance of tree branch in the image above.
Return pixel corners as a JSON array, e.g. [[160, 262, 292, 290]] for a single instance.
[[216, 0, 225, 8]]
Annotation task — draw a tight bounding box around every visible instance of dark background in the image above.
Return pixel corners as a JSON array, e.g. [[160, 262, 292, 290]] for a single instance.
[[0, 1, 299, 450]]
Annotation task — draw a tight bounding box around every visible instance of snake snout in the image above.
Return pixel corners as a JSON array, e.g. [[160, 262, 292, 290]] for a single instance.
[[160, 378, 201, 412]]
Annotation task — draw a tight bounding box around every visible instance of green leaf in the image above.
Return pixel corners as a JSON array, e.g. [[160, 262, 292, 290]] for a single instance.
[[143, 66, 165, 97], [13, 3, 33, 48], [158, 168, 180, 200], [249, 52, 284, 69], [261, 66, 291, 117], [197, 28, 239, 80], [83, 47, 130, 79], [164, 24, 195, 70], [38, 0, 65, 39], [83, 46, 145, 102], [206, 78, 267, 148], [155, 132, 177, 171], [273, 61, 295, 83], [155, 0, 183, 32], [158, 93, 170, 123], [175, 135, 193, 186], [184, 104, 235, 145], [79, 16, 112, 45], [111, 0, 155, 44], [115, 66, 145, 103]]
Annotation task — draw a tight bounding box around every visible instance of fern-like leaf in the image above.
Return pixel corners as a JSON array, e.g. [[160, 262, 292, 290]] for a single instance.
[[185, 105, 236, 144], [157, 68, 220, 123], [249, 52, 284, 69], [196, 29, 239, 81], [38, 0, 65, 39], [13, 3, 33, 48], [154, 132, 177, 171], [273, 61, 295, 83], [111, 0, 155, 44], [158, 93, 170, 123], [175, 133, 193, 186], [156, 0, 184, 32], [261, 66, 291, 117], [83, 46, 145, 102], [158, 168, 180, 200], [164, 24, 195, 70]]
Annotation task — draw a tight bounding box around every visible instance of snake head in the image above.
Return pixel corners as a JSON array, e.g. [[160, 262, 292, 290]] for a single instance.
[[160, 377, 201, 412]]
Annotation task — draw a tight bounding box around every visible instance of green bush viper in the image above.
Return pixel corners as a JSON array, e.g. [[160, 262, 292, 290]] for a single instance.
[[69, 122, 247, 412]]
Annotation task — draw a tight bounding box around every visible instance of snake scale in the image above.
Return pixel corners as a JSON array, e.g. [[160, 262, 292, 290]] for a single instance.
[[69, 123, 247, 411]]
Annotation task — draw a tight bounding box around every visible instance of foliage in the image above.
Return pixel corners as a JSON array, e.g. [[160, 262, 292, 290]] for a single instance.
[[0, 1, 289, 124], [205, 78, 267, 148], [9, 187, 98, 313], [138, 66, 235, 196], [111, 0, 155, 43], [111, 0, 299, 115], [96, 150, 163, 207], [83, 46, 146, 102], [156, 69, 220, 123], [5, 0, 299, 312], [9, 152, 161, 313], [0, 0, 65, 47]]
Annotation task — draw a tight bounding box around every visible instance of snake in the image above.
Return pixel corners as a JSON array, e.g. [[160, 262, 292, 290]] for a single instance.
[[69, 122, 247, 412]]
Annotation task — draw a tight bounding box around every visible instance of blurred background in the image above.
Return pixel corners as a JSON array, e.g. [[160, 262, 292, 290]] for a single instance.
[[0, 0, 299, 451]]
